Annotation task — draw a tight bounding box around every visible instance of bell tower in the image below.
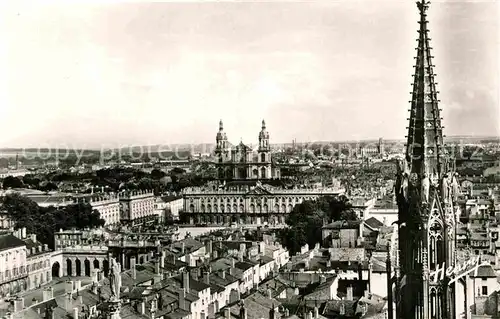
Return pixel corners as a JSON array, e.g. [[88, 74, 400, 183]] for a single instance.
[[215, 120, 229, 180], [258, 120, 271, 179]]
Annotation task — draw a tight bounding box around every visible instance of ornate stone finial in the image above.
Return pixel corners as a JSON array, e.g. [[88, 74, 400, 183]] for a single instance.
[[417, 0, 430, 13], [262, 119, 266, 130]]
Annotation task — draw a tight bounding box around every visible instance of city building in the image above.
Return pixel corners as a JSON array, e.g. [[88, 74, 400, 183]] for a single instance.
[[0, 228, 62, 300], [118, 190, 156, 225], [182, 182, 344, 225], [88, 195, 121, 226], [0, 232, 28, 298], [214, 120, 281, 181], [155, 195, 183, 222]]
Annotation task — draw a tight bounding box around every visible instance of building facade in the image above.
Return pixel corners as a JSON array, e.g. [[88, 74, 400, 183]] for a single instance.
[[0, 229, 62, 299], [89, 195, 121, 226], [0, 233, 28, 298], [214, 120, 280, 181], [182, 182, 345, 225], [118, 190, 156, 225], [54, 229, 110, 277]]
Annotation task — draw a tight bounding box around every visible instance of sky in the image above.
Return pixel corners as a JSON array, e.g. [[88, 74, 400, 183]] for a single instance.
[[0, 0, 498, 149]]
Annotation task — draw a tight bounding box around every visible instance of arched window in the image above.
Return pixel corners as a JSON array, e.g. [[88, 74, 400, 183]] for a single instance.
[[261, 167, 267, 179]]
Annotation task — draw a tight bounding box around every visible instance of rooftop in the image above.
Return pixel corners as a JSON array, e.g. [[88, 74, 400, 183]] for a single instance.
[[0, 234, 26, 252]]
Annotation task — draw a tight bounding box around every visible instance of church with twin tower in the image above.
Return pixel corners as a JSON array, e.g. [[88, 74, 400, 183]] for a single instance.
[[391, 1, 462, 319], [214, 119, 281, 181]]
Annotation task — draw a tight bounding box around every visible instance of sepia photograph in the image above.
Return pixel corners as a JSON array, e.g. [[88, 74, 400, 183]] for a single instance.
[[0, 0, 498, 318]]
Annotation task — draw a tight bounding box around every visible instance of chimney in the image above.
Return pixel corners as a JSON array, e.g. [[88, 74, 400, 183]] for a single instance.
[[182, 272, 190, 293], [97, 270, 104, 282], [224, 308, 231, 319], [346, 286, 353, 301], [21, 227, 26, 239], [340, 304, 345, 315], [131, 256, 137, 280], [74, 280, 81, 291], [285, 309, 290, 317], [267, 289, 272, 299], [42, 287, 53, 301], [207, 240, 213, 254], [65, 281, 73, 294], [155, 259, 160, 274], [231, 259, 235, 268], [139, 300, 146, 314], [221, 270, 226, 279], [314, 307, 319, 319], [13, 297, 24, 312], [43, 244, 49, 251], [31, 234, 37, 243], [160, 251, 165, 269], [64, 293, 73, 312], [181, 243, 185, 254], [307, 311, 313, 319], [204, 272, 210, 285], [73, 307, 79, 319], [178, 289, 186, 311]]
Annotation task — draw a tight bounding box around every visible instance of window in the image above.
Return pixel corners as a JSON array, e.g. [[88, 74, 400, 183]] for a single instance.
[[482, 286, 488, 295]]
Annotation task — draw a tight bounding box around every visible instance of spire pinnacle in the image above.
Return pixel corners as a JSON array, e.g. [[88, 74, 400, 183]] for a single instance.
[[219, 120, 223, 131], [405, 0, 445, 180], [262, 119, 266, 130]]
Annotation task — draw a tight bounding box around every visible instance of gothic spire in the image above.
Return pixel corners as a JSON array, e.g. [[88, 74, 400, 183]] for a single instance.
[[405, 0, 445, 180], [219, 120, 224, 131]]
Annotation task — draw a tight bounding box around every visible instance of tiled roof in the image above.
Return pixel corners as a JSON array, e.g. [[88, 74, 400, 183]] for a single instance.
[[170, 238, 205, 254], [323, 220, 361, 230], [169, 274, 211, 292], [0, 234, 26, 252], [474, 265, 496, 278], [235, 261, 255, 271], [370, 257, 386, 273], [364, 217, 383, 230], [329, 248, 365, 262]]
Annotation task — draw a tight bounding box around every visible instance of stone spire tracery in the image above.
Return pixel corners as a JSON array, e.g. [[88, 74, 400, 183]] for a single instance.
[[395, 1, 457, 319], [406, 0, 445, 182]]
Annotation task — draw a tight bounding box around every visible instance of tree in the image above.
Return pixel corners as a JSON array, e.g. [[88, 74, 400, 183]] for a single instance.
[[2, 176, 24, 189], [151, 169, 166, 180], [277, 196, 358, 255], [1, 193, 105, 248]]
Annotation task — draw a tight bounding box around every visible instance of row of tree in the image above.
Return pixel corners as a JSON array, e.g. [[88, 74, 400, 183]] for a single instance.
[[277, 195, 358, 255], [1, 193, 105, 248], [1, 165, 218, 194]]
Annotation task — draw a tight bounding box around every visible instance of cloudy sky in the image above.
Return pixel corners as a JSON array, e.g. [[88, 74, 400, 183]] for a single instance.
[[0, 0, 498, 148]]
